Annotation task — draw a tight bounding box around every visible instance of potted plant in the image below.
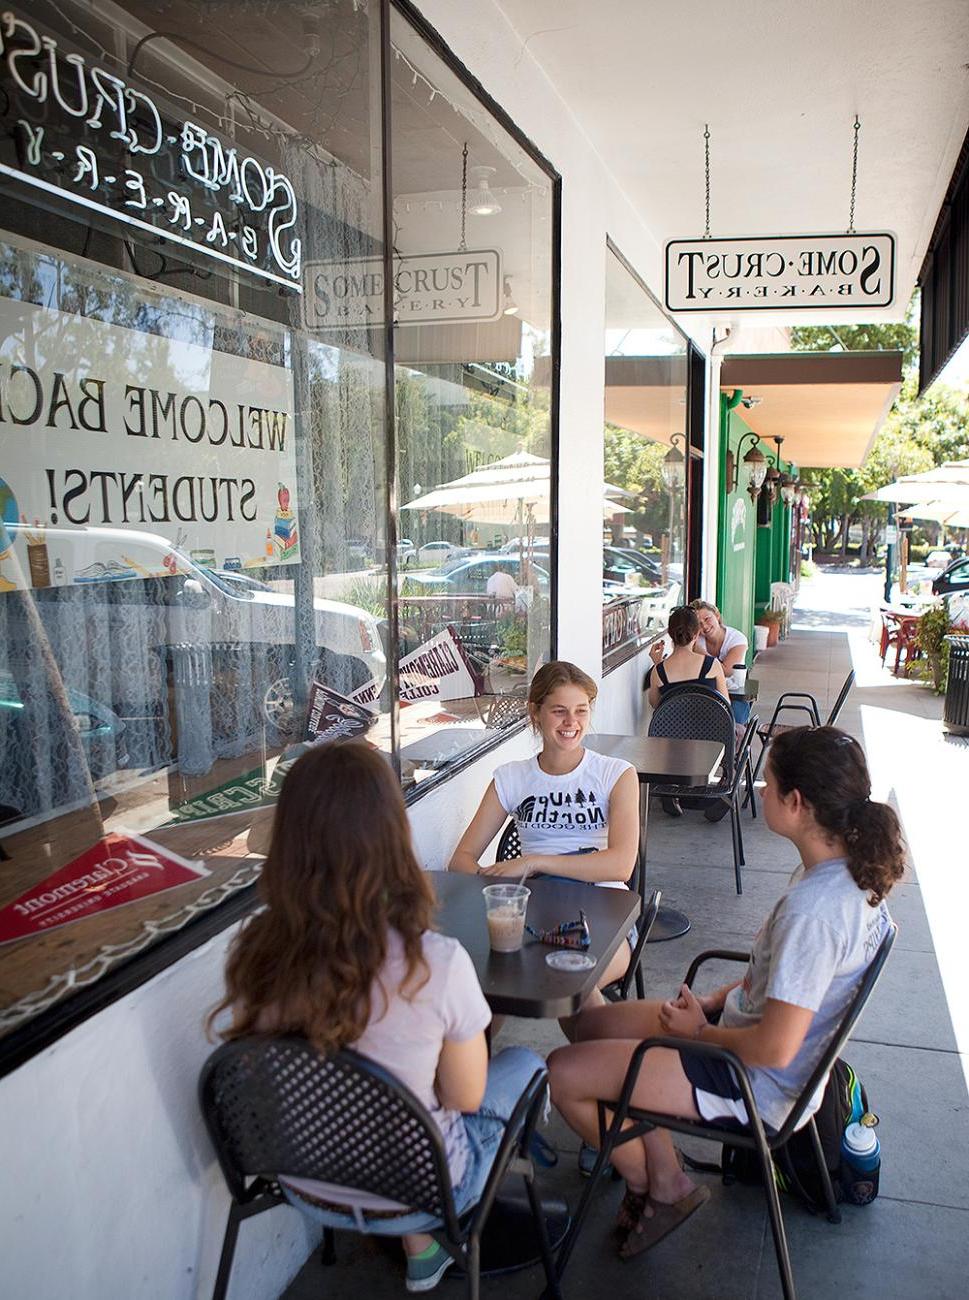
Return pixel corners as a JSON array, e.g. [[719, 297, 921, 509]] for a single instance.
[[756, 609, 784, 648], [915, 600, 953, 693]]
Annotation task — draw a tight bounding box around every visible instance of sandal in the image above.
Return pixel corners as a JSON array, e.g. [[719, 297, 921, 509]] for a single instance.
[[614, 1187, 649, 1243], [619, 1184, 710, 1259]]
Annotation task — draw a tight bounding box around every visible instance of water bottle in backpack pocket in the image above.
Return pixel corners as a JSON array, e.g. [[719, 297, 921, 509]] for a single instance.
[[840, 1117, 881, 1205]]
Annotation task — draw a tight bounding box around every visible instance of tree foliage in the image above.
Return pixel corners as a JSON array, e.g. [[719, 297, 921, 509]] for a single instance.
[[792, 301, 969, 557]]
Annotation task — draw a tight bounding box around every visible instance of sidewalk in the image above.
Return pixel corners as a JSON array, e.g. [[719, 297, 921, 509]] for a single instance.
[[286, 568, 969, 1299]]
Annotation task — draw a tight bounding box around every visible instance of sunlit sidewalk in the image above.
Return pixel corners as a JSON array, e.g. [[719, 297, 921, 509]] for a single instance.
[[285, 565, 969, 1299]]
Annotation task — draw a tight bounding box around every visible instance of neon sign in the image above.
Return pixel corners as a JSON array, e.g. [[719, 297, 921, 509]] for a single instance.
[[0, 10, 302, 291]]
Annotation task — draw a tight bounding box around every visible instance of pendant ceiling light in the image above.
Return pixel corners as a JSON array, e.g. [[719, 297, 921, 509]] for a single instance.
[[468, 165, 501, 216]]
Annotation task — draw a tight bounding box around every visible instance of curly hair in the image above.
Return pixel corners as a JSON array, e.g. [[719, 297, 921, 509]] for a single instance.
[[767, 727, 906, 905], [208, 742, 434, 1053]]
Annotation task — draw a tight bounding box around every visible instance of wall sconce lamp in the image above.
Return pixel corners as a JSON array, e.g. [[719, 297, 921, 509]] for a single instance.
[[761, 435, 786, 507], [725, 431, 768, 501], [780, 475, 798, 507], [502, 278, 519, 315], [661, 432, 686, 491]]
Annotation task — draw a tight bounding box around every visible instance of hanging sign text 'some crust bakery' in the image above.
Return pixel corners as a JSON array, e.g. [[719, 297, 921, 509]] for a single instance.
[[665, 233, 895, 312]]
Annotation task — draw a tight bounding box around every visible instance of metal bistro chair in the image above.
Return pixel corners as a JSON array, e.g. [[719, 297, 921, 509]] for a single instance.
[[554, 925, 897, 1300], [749, 669, 856, 789], [648, 689, 759, 895], [494, 821, 661, 1000], [199, 1036, 560, 1300]]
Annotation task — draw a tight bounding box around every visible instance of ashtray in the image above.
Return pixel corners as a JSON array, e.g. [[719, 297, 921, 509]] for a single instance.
[[545, 951, 597, 972]]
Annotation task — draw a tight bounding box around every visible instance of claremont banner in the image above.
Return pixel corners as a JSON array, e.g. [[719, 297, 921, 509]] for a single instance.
[[0, 293, 298, 581], [0, 833, 208, 944]]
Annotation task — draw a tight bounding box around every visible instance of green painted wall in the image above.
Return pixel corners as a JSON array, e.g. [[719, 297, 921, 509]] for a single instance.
[[716, 398, 796, 645]]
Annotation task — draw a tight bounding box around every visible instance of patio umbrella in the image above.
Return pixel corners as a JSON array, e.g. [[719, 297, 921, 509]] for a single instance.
[[898, 501, 969, 528], [401, 450, 631, 525], [864, 460, 969, 505]]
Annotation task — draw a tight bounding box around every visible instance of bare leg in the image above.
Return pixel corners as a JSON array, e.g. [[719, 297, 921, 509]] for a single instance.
[[558, 940, 633, 1042], [402, 1233, 435, 1255], [548, 1036, 698, 1205]]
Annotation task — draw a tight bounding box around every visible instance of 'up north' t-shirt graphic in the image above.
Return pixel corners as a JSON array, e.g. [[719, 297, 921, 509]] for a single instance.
[[514, 788, 605, 830], [494, 749, 633, 859]]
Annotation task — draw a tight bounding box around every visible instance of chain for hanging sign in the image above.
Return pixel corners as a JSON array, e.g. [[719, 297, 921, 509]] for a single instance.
[[847, 115, 861, 234], [458, 141, 468, 252], [703, 124, 711, 239]]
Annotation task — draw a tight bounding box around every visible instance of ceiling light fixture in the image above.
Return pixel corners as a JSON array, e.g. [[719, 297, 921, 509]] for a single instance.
[[468, 165, 501, 216]]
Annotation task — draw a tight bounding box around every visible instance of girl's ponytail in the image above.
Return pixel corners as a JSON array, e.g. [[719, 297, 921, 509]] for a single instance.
[[768, 727, 906, 904]]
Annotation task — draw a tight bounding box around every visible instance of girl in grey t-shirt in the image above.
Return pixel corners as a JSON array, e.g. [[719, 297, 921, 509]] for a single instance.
[[548, 726, 904, 1260]]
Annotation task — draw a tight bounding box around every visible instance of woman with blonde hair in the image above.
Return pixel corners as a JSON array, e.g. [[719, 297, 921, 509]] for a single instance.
[[210, 740, 543, 1293]]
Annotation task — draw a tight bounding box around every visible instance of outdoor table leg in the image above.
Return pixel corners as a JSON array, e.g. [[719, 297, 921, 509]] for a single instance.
[[639, 779, 691, 943], [476, 1188, 570, 1276]]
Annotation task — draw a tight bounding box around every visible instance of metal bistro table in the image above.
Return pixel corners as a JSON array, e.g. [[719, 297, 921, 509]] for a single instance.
[[729, 676, 759, 705], [584, 734, 724, 942], [431, 871, 640, 1275]]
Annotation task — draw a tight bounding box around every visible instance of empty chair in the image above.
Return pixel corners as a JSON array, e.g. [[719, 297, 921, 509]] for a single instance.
[[750, 670, 855, 788]]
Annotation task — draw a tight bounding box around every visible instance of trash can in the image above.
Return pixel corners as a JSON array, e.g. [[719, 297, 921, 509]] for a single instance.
[[943, 636, 969, 736]]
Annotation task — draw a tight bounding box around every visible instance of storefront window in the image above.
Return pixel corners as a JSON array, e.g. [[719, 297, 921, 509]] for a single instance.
[[0, 0, 394, 1047], [0, 0, 558, 1053], [602, 245, 687, 669], [389, 8, 555, 786]]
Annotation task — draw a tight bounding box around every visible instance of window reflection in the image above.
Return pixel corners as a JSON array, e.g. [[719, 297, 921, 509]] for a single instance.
[[389, 10, 556, 786], [602, 248, 688, 668]]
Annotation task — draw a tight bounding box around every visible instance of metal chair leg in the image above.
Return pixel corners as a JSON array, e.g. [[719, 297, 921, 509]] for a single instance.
[[806, 1116, 842, 1224], [746, 754, 757, 818], [466, 1235, 481, 1300], [730, 801, 743, 895], [756, 1149, 798, 1300], [525, 1168, 563, 1299], [211, 1207, 241, 1300], [321, 1226, 337, 1264], [553, 1126, 618, 1282]]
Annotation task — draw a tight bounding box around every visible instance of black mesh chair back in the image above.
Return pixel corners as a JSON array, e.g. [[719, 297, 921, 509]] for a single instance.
[[825, 670, 855, 727], [201, 1037, 455, 1226], [496, 819, 522, 861], [486, 689, 529, 729], [648, 688, 736, 785], [200, 1035, 560, 1300]]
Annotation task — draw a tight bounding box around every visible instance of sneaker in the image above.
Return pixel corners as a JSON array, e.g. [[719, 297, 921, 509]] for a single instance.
[[529, 1130, 559, 1168], [661, 797, 683, 818], [405, 1243, 454, 1293], [578, 1141, 612, 1178]]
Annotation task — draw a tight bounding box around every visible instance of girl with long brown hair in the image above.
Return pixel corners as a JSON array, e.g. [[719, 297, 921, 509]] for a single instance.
[[548, 726, 903, 1260], [211, 741, 543, 1293]]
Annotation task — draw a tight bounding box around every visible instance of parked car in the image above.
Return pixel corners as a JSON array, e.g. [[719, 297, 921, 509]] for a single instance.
[[405, 554, 550, 595], [6, 525, 386, 760], [926, 549, 954, 570], [416, 540, 470, 566], [397, 538, 417, 567], [0, 670, 128, 784], [602, 545, 662, 584], [933, 555, 969, 595], [500, 537, 551, 555]]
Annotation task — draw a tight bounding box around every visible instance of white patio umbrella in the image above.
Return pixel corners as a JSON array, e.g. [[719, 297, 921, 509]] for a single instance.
[[864, 459, 969, 505], [898, 501, 969, 528], [402, 450, 631, 525]]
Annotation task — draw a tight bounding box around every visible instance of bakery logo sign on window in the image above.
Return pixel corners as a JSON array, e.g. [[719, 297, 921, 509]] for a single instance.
[[303, 251, 502, 329], [665, 234, 895, 312], [0, 11, 301, 292]]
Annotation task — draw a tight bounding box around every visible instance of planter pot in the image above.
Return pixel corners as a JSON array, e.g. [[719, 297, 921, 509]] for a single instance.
[[767, 621, 780, 647], [754, 625, 770, 652]]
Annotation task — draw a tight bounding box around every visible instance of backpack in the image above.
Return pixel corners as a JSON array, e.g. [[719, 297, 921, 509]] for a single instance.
[[689, 1059, 873, 1216]]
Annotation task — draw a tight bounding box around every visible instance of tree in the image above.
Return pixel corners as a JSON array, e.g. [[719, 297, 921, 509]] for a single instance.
[[791, 297, 969, 561]]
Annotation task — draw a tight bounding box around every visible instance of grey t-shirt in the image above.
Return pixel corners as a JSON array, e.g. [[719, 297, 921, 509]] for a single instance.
[[722, 857, 892, 1132]]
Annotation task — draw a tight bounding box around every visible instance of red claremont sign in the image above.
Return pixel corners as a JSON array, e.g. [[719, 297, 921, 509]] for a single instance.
[[0, 834, 207, 945]]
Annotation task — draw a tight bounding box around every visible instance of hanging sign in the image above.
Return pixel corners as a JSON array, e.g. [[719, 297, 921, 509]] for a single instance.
[[0, 10, 302, 291], [0, 833, 207, 944], [0, 295, 297, 581], [665, 234, 895, 312], [302, 250, 501, 329]]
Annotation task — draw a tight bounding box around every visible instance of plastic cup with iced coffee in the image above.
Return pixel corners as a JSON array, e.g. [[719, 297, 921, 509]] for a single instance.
[[482, 883, 530, 953]]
